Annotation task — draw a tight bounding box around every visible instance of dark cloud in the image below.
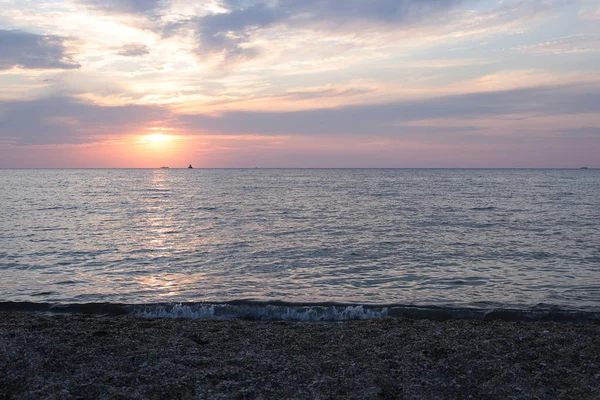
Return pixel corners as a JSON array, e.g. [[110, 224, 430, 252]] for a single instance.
[[0, 97, 169, 145], [116, 43, 150, 57], [76, 0, 169, 16], [193, 0, 467, 61], [0, 30, 80, 70], [180, 83, 600, 136]]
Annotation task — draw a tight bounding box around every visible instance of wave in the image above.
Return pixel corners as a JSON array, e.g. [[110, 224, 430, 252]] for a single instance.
[[0, 301, 598, 323], [130, 303, 388, 321]]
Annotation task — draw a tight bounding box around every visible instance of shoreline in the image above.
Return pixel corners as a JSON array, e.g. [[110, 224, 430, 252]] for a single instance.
[[1, 312, 598, 399], [1, 301, 598, 324]]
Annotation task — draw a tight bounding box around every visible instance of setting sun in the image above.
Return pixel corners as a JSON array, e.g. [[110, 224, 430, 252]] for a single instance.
[[145, 134, 173, 144]]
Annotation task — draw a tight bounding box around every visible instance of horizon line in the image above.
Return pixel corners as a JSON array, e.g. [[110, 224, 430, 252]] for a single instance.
[[0, 167, 596, 170]]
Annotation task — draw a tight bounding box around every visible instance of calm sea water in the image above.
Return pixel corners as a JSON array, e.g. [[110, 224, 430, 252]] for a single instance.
[[1, 169, 599, 312]]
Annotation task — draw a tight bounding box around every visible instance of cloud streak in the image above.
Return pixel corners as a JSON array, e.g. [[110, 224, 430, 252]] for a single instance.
[[513, 34, 600, 55]]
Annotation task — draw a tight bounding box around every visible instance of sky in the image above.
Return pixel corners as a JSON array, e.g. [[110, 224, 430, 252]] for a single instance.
[[0, 0, 599, 168]]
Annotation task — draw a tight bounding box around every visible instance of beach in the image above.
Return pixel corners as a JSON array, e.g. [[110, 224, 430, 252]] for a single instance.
[[1, 312, 598, 399]]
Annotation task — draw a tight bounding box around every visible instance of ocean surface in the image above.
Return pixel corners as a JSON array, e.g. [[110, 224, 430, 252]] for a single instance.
[[1, 169, 599, 320]]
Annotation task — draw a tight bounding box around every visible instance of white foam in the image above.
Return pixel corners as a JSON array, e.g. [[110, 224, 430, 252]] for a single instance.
[[130, 303, 389, 321], [133, 303, 216, 319]]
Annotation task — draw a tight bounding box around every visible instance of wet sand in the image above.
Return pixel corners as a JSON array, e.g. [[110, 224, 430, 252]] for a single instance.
[[1, 312, 598, 399]]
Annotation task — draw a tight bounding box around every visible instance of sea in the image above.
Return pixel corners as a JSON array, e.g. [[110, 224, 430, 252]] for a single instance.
[[1, 169, 599, 321]]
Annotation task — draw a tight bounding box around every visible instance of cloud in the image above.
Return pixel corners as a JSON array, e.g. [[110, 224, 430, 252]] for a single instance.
[[513, 34, 600, 55], [0, 97, 169, 145], [192, 0, 468, 62], [76, 0, 169, 16], [179, 83, 600, 136], [579, 0, 600, 20], [194, 3, 279, 62], [2, 83, 598, 153], [116, 43, 150, 57], [0, 30, 80, 71], [201, 86, 374, 110], [276, 88, 373, 101], [556, 126, 600, 138], [217, 0, 467, 23]]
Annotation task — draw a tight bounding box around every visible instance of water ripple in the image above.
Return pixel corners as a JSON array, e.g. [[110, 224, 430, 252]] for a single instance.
[[0, 168, 599, 311]]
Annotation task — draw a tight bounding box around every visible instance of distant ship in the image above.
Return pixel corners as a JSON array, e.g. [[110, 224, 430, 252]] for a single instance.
[[188, 163, 193, 169], [580, 166, 589, 169], [160, 166, 169, 169]]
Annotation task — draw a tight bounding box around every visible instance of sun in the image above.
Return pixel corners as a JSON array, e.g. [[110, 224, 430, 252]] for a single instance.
[[145, 134, 173, 144]]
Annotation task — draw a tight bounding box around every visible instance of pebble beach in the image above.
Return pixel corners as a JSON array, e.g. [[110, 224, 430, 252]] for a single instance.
[[1, 312, 598, 399]]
